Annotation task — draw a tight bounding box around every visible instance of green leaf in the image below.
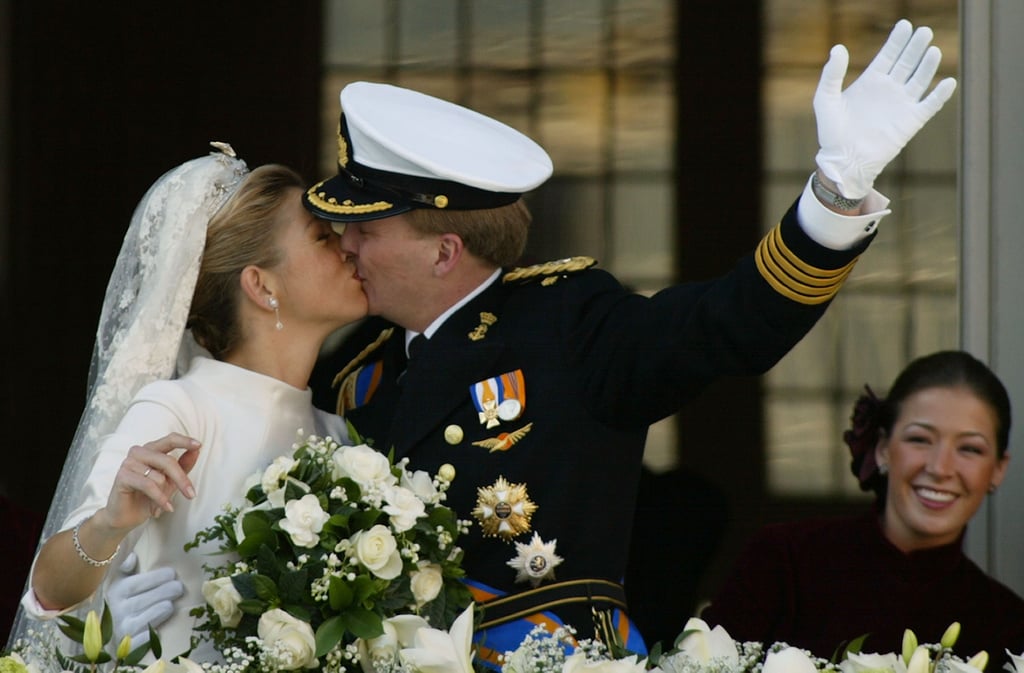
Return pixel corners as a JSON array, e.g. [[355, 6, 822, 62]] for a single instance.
[[349, 508, 383, 531], [232, 573, 259, 599], [278, 568, 309, 604], [149, 624, 162, 659], [349, 574, 379, 605], [342, 608, 384, 640], [100, 601, 114, 645], [328, 576, 354, 611], [237, 514, 277, 557], [252, 574, 279, 601], [314, 616, 346, 658], [57, 616, 85, 643], [124, 639, 152, 666], [238, 599, 266, 615]]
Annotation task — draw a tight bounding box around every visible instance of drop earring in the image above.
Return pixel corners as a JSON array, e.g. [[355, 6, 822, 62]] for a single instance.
[[268, 296, 283, 330]]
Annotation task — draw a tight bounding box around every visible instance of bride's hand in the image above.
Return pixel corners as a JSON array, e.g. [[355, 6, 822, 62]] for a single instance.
[[103, 433, 202, 530]]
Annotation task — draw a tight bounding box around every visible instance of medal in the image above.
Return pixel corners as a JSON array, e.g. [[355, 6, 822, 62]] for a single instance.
[[473, 476, 537, 539], [507, 532, 563, 587], [470, 370, 526, 427]]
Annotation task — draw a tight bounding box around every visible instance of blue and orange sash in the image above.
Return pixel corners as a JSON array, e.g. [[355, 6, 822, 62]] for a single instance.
[[465, 578, 646, 670]]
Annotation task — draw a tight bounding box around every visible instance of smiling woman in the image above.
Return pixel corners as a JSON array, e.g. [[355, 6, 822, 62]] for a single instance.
[[701, 351, 1024, 668]]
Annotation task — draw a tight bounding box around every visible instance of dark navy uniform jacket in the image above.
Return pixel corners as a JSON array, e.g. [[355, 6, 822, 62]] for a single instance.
[[311, 198, 870, 635]]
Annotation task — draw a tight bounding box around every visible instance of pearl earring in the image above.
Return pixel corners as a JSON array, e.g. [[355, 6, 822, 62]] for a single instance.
[[268, 296, 283, 330]]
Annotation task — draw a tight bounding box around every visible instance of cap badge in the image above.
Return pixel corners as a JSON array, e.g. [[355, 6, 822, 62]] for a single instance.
[[471, 422, 533, 453], [468, 312, 498, 341], [473, 476, 537, 539], [336, 122, 350, 167], [471, 370, 526, 428], [507, 532, 563, 587]]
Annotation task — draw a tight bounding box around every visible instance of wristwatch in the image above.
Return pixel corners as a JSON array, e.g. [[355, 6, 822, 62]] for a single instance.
[[812, 172, 864, 211]]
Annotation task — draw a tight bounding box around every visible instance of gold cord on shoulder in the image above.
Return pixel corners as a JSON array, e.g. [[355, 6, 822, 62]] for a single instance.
[[503, 256, 597, 284], [332, 327, 395, 390]]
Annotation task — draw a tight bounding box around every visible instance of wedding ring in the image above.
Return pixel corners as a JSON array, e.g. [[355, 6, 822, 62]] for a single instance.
[[142, 467, 152, 478]]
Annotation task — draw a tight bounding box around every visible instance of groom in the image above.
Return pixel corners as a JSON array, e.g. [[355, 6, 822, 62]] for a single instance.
[[112, 19, 956, 663], [298, 19, 954, 665]]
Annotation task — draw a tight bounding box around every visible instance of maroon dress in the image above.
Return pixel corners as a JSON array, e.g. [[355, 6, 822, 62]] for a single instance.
[[702, 510, 1024, 668]]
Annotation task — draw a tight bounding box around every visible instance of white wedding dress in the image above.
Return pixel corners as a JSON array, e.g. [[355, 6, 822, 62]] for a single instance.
[[21, 356, 349, 658]]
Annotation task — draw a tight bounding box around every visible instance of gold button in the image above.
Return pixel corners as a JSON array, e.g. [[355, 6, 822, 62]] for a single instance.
[[434, 194, 449, 208], [444, 424, 463, 445]]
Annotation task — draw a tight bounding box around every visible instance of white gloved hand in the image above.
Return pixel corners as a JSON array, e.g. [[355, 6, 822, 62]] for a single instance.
[[814, 19, 957, 199], [106, 552, 185, 645]]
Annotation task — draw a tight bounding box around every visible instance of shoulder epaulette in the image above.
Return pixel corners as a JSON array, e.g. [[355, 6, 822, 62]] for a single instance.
[[502, 256, 597, 286], [332, 327, 395, 389]]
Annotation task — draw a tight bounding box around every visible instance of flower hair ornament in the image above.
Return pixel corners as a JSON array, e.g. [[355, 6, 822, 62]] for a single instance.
[[842, 385, 885, 491], [8, 143, 249, 655]]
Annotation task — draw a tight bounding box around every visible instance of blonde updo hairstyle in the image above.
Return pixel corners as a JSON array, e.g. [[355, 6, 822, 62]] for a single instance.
[[187, 164, 304, 359], [405, 198, 532, 268]]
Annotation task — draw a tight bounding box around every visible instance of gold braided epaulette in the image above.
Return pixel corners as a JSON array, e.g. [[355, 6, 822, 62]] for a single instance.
[[502, 256, 598, 286], [332, 327, 395, 389]]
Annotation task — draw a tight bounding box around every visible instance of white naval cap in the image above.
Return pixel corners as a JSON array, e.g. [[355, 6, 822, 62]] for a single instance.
[[304, 82, 553, 223]]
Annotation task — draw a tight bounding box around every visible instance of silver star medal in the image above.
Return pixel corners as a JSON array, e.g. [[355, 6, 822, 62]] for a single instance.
[[507, 532, 563, 587]]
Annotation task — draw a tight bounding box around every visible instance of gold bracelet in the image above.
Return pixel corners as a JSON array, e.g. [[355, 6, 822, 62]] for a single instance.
[[72, 518, 120, 568]]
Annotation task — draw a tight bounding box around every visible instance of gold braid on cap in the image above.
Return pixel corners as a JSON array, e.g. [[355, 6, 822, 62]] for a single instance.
[[503, 256, 597, 286]]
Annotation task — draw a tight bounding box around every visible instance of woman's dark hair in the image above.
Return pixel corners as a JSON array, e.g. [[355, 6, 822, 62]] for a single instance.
[[844, 350, 1011, 498]]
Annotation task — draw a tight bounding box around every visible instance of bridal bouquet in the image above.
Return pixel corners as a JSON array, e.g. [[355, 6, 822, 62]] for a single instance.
[[186, 431, 473, 673]]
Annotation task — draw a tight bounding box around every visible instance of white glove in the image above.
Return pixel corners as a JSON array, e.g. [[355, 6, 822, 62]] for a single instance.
[[106, 552, 185, 645], [814, 19, 957, 199]]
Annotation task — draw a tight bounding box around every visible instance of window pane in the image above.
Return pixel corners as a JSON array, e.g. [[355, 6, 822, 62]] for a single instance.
[[469, 1, 530, 68], [398, 0, 457, 65], [610, 177, 672, 284], [538, 72, 608, 176], [541, 0, 604, 68], [323, 1, 388, 67], [612, 71, 673, 171]]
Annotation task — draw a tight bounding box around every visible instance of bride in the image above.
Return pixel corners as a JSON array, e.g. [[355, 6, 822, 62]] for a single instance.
[[10, 144, 367, 659]]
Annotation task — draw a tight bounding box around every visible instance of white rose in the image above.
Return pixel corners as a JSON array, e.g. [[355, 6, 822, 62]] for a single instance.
[[762, 647, 819, 673], [358, 620, 400, 673], [839, 652, 902, 673], [262, 456, 297, 506], [351, 524, 403, 580], [357, 614, 432, 673], [201, 576, 243, 627], [401, 470, 438, 502], [562, 653, 649, 673], [257, 608, 318, 670], [331, 444, 396, 490], [279, 494, 330, 548], [383, 485, 427, 533], [409, 561, 443, 606], [674, 618, 739, 665]]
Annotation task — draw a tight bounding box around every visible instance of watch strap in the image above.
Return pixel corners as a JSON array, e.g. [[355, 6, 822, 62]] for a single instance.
[[812, 172, 864, 211]]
